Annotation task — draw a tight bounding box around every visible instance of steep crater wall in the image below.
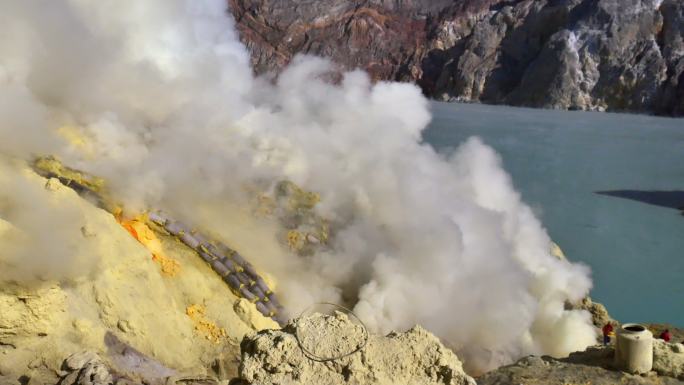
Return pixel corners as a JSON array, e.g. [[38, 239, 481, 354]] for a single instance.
[[231, 0, 684, 116]]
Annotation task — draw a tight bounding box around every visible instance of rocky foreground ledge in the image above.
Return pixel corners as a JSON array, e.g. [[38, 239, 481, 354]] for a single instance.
[[479, 339, 684, 385], [237, 312, 476, 385], [0, 312, 478, 385], [237, 313, 684, 385], [2, 314, 684, 385]]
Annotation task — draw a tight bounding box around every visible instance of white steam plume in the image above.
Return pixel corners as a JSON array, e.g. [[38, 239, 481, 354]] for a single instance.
[[0, 160, 100, 285], [0, 0, 597, 372]]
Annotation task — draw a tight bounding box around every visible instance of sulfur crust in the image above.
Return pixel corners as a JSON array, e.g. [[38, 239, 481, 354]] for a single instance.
[[0, 158, 278, 380]]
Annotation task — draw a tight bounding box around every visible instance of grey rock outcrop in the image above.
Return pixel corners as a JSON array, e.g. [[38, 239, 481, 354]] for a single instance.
[[478, 343, 684, 385], [58, 334, 228, 385], [60, 352, 117, 385], [231, 0, 684, 116]]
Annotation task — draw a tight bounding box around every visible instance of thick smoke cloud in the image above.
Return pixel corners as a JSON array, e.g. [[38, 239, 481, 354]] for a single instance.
[[0, 160, 100, 285], [0, 0, 596, 372]]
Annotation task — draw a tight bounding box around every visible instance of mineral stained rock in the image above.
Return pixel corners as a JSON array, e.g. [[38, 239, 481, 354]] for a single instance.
[[567, 297, 614, 330], [239, 312, 476, 385], [231, 0, 684, 116]]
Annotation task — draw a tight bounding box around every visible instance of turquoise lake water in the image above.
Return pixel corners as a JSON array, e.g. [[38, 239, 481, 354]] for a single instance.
[[424, 102, 684, 327]]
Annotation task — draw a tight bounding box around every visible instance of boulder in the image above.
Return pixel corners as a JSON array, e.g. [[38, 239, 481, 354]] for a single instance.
[[239, 311, 476, 385], [653, 339, 684, 380]]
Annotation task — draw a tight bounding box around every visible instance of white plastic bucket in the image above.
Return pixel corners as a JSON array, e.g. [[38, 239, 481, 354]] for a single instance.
[[614, 323, 653, 374]]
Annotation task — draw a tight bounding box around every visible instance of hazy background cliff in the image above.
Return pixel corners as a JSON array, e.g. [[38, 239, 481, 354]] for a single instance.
[[230, 0, 684, 116]]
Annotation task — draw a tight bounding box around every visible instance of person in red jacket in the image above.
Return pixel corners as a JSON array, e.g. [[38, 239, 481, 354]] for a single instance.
[[602, 323, 614, 345], [660, 329, 671, 342]]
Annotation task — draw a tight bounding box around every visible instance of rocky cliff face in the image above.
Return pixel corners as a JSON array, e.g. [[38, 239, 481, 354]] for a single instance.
[[230, 0, 684, 116]]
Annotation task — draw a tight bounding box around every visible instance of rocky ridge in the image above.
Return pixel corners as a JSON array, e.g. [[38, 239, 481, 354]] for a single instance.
[[238, 311, 477, 385], [230, 0, 684, 116]]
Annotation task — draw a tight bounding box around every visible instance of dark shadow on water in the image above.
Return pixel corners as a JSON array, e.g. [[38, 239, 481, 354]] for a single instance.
[[596, 190, 684, 214]]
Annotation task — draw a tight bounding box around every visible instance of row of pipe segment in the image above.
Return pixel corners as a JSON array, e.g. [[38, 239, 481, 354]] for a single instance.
[[31, 157, 287, 327], [148, 212, 287, 326]]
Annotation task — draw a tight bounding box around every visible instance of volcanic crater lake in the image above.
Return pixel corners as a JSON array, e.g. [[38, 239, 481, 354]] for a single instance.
[[424, 102, 684, 327]]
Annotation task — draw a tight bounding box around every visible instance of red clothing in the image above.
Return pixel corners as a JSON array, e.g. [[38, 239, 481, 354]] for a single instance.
[[602, 324, 614, 336], [660, 331, 671, 342]]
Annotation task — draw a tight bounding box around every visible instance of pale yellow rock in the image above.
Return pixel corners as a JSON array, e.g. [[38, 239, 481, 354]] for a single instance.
[[0, 286, 67, 341], [234, 298, 279, 331], [44, 177, 62, 192], [0, 157, 278, 379], [653, 339, 684, 379], [240, 312, 477, 385], [57, 125, 96, 159], [550, 241, 566, 260]]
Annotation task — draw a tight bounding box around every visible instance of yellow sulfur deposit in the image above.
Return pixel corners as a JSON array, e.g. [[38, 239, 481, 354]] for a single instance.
[[276, 180, 321, 211], [33, 156, 105, 194], [153, 253, 182, 276], [253, 193, 276, 217], [119, 216, 165, 256], [31, 156, 124, 215], [186, 304, 227, 344], [119, 216, 181, 277], [550, 242, 566, 260], [57, 125, 95, 159], [250, 180, 332, 256], [313, 220, 330, 244], [287, 230, 305, 251], [33, 156, 182, 277], [0, 157, 280, 382]]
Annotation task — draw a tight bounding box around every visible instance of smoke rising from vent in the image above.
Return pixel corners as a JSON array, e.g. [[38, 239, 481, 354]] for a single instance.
[[0, 0, 597, 372], [0, 160, 101, 285]]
